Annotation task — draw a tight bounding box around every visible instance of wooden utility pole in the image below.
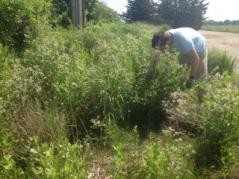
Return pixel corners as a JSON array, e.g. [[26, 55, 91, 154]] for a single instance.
[[70, 0, 84, 27]]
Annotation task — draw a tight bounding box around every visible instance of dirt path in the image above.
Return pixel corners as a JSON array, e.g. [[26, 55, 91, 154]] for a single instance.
[[200, 30, 239, 61]]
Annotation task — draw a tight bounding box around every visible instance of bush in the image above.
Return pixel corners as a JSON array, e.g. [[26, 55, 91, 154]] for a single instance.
[[0, 0, 53, 54], [165, 74, 239, 174], [0, 136, 86, 178], [195, 77, 239, 171], [77, 23, 188, 137], [127, 50, 188, 136], [110, 128, 195, 178], [51, 0, 71, 27], [25, 137, 86, 178], [0, 132, 24, 178]]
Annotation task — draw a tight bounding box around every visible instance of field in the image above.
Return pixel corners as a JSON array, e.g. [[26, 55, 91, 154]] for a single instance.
[[202, 24, 239, 33], [200, 30, 239, 64]]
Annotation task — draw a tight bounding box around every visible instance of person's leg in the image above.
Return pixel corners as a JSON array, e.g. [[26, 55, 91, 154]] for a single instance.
[[195, 49, 208, 102], [203, 48, 208, 77], [195, 49, 208, 79]]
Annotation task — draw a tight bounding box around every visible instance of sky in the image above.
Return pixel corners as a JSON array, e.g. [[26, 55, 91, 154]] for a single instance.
[[100, 0, 239, 21]]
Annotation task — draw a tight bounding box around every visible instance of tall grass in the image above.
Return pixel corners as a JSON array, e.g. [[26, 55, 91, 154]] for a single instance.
[[0, 22, 188, 177], [1, 20, 239, 178], [208, 49, 237, 75], [165, 74, 239, 176]]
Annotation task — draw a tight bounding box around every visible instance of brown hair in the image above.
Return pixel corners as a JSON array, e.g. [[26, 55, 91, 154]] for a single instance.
[[151, 31, 167, 48]]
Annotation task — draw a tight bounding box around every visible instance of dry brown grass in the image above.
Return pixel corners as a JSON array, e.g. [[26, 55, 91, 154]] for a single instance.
[[8, 100, 66, 143]]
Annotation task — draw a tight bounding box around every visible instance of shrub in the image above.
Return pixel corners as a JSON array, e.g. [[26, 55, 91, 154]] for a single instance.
[[140, 134, 195, 178], [0, 131, 24, 178], [26, 137, 86, 178], [127, 50, 188, 136], [165, 74, 239, 174], [208, 49, 237, 75], [110, 129, 195, 178], [0, 0, 52, 53], [55, 23, 156, 136], [51, 0, 71, 28], [0, 136, 86, 178], [195, 78, 239, 171]]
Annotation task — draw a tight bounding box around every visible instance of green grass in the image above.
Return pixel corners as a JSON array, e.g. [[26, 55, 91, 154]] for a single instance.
[[208, 49, 237, 75], [202, 24, 239, 33]]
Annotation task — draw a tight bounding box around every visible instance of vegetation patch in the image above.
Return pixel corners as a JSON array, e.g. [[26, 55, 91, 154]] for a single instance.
[[1, 1, 239, 177]]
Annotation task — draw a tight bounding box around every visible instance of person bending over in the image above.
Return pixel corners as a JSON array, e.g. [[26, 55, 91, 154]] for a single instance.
[[151, 27, 208, 87]]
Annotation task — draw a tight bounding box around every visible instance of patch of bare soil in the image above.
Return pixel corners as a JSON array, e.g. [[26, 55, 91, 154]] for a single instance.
[[200, 30, 239, 62]]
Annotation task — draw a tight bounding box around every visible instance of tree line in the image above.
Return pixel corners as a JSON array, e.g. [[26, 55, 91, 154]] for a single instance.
[[205, 20, 239, 25], [52, 0, 120, 26], [52, 0, 209, 29], [124, 0, 209, 29]]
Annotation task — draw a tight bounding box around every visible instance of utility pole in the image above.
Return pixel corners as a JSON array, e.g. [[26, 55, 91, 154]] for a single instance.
[[70, 0, 84, 27]]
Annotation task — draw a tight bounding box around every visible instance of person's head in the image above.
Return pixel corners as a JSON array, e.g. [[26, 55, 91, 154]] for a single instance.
[[151, 31, 169, 50]]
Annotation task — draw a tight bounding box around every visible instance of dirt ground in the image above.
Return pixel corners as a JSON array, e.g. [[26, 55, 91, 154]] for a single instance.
[[200, 30, 239, 61]]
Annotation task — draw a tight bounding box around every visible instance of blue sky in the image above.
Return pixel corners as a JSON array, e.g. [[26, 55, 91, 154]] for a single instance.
[[100, 0, 239, 21]]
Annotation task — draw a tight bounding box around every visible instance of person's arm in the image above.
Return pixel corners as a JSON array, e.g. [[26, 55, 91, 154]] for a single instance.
[[184, 48, 200, 88]]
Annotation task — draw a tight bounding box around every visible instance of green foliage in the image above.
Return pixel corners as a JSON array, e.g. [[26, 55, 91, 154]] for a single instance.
[[127, 50, 188, 135], [110, 129, 195, 178], [208, 49, 237, 75], [125, 0, 157, 23], [52, 0, 71, 27], [1, 11, 239, 177], [195, 77, 239, 171], [0, 45, 13, 127], [2, 22, 184, 138], [0, 127, 24, 178], [0, 21, 188, 140], [87, 1, 120, 23], [85, 0, 97, 21], [141, 133, 194, 178], [26, 137, 86, 178], [0, 0, 52, 53], [165, 74, 239, 174], [0, 136, 86, 178]]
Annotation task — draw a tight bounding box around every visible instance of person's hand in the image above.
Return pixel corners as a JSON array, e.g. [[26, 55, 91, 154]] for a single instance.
[[186, 76, 195, 88]]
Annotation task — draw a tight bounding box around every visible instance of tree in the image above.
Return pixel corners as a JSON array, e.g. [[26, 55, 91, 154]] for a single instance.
[[52, 0, 71, 27], [124, 0, 156, 22], [85, 0, 97, 22], [88, 1, 120, 23], [0, 0, 52, 54], [85, 0, 120, 23], [159, 0, 208, 29]]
